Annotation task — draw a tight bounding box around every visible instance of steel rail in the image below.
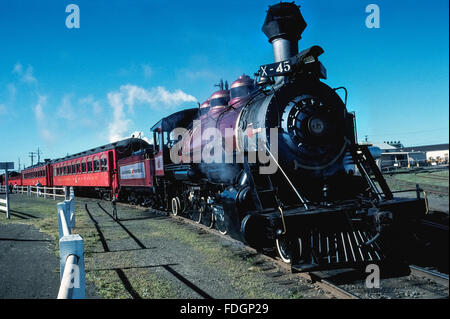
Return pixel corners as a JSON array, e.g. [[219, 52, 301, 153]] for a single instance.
[[409, 265, 449, 288]]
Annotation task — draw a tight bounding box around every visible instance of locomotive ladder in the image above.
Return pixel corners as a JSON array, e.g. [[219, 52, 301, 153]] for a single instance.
[[348, 144, 393, 200]]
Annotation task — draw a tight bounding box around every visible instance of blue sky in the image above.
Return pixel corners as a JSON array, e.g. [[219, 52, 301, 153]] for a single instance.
[[0, 0, 448, 170]]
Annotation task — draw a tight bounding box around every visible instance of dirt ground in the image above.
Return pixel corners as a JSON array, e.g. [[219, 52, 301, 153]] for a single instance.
[[0, 194, 332, 299], [0, 223, 60, 298]]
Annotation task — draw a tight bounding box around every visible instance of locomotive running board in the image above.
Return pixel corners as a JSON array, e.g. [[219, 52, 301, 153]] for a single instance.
[[291, 230, 384, 273]]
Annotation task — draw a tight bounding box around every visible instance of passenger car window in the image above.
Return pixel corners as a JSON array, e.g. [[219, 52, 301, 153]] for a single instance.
[[87, 158, 92, 172], [93, 157, 99, 172], [101, 157, 107, 172]]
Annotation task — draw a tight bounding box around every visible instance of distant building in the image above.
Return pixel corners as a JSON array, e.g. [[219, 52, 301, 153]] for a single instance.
[[371, 141, 427, 170], [383, 141, 404, 148], [398, 143, 449, 165]]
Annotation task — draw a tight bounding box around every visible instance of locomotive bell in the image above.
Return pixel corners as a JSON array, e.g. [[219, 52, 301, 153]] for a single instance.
[[262, 2, 307, 63]]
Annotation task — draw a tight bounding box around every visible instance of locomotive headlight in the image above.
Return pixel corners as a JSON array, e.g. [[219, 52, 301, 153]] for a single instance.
[[308, 117, 325, 136]]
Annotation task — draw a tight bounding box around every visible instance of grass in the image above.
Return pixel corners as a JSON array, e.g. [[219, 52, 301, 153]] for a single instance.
[[138, 219, 293, 298], [384, 169, 449, 193]]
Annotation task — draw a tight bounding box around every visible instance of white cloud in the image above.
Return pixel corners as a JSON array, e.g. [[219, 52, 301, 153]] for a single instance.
[[107, 84, 197, 142], [33, 95, 53, 142], [79, 95, 102, 115], [34, 95, 46, 121], [12, 63, 23, 75], [23, 65, 37, 83], [12, 62, 37, 83], [57, 95, 75, 120], [120, 84, 197, 110], [130, 131, 152, 144], [107, 91, 132, 142]]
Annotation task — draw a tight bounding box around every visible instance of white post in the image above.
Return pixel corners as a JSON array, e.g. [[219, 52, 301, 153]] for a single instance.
[[58, 234, 85, 299], [53, 186, 56, 200], [44, 186, 47, 199], [36, 186, 39, 198], [5, 168, 10, 219]]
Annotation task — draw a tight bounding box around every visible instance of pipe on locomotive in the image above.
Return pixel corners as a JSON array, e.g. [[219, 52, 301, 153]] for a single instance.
[[262, 2, 307, 82]]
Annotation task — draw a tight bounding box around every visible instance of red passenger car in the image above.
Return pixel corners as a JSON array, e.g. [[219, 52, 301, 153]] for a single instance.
[[21, 164, 51, 186], [0, 172, 22, 186], [117, 149, 155, 204], [50, 138, 151, 199], [7, 173, 22, 186]]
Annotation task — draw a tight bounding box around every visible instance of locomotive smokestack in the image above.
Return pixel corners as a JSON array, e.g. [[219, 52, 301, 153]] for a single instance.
[[262, 2, 307, 63]]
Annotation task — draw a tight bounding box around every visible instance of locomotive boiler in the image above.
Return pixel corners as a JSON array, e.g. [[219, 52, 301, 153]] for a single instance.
[[149, 2, 427, 271]]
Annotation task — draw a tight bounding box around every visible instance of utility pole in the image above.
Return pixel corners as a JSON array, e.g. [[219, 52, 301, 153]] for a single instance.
[[18, 158, 21, 172], [36, 147, 42, 164], [29, 151, 36, 166]]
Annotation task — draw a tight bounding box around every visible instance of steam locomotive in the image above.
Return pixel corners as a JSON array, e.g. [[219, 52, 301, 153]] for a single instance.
[[6, 2, 426, 271], [138, 2, 426, 271]]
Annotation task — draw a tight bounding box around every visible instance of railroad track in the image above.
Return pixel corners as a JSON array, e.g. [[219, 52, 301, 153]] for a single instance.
[[99, 200, 449, 299], [420, 219, 449, 231], [114, 201, 359, 299], [409, 265, 449, 288]]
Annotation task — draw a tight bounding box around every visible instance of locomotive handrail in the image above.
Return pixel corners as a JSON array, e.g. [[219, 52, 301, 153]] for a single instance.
[[264, 144, 309, 209]]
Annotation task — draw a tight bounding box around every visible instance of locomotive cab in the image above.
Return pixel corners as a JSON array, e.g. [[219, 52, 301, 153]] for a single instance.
[[150, 108, 199, 176]]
